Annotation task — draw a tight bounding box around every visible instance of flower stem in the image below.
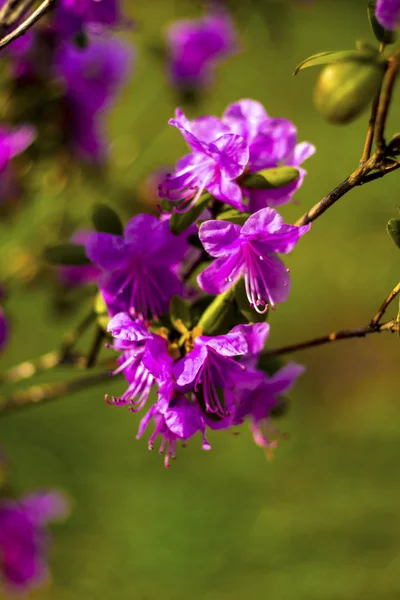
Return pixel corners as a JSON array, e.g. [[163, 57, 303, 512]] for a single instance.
[[0, 0, 57, 51], [374, 51, 400, 153], [0, 369, 115, 416]]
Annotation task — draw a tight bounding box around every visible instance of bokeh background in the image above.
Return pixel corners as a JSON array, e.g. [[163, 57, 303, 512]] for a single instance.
[[1, 0, 400, 598]]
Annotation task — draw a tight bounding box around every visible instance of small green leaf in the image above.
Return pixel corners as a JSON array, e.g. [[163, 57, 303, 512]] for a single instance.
[[293, 49, 380, 75], [44, 244, 91, 266], [234, 279, 269, 323], [217, 209, 251, 225], [159, 198, 175, 213], [367, 1, 398, 45], [92, 204, 123, 236], [243, 167, 300, 190], [170, 295, 192, 330], [94, 292, 110, 332], [387, 218, 400, 249], [197, 289, 235, 335], [169, 194, 210, 235]]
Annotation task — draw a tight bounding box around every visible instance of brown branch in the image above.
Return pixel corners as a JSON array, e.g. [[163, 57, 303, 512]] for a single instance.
[[262, 319, 397, 358], [375, 52, 400, 153], [0, 0, 56, 51], [0, 369, 115, 416], [264, 282, 400, 357], [370, 282, 400, 328]]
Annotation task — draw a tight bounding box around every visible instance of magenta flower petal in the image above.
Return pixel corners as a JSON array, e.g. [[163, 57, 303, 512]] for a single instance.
[[376, 0, 400, 30], [108, 313, 151, 342], [86, 233, 128, 270], [198, 220, 241, 256], [197, 253, 243, 295]]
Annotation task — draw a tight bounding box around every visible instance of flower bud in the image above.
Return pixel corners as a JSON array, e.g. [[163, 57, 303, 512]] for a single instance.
[[313, 60, 386, 124]]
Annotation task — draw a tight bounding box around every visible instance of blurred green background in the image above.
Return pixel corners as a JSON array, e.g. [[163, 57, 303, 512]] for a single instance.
[[1, 0, 400, 598]]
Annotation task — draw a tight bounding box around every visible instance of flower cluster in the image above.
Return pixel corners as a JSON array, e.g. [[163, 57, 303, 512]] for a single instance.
[[107, 313, 303, 467], [4, 0, 132, 166], [159, 99, 315, 212], [0, 490, 69, 593]]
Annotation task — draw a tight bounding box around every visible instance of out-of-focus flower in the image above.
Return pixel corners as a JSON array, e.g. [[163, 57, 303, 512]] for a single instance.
[[0, 125, 36, 203], [85, 214, 187, 321], [54, 0, 127, 38], [0, 490, 69, 592], [233, 361, 304, 453], [57, 230, 100, 287], [376, 0, 400, 30], [166, 11, 238, 91], [55, 36, 133, 160], [198, 208, 310, 313]]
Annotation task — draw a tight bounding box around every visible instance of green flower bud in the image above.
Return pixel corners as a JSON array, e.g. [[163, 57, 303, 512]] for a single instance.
[[313, 60, 386, 124]]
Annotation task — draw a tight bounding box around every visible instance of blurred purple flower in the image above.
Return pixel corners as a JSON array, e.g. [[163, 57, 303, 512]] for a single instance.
[[159, 108, 248, 210], [222, 99, 315, 210], [376, 0, 400, 30], [55, 36, 133, 160], [57, 230, 100, 287], [233, 362, 304, 451], [54, 0, 127, 37], [85, 214, 187, 321], [0, 125, 36, 202], [166, 11, 238, 91], [198, 208, 310, 313], [0, 490, 69, 592]]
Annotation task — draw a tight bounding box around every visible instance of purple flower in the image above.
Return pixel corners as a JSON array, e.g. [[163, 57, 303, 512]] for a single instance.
[[106, 313, 172, 411], [55, 36, 132, 160], [54, 0, 126, 37], [222, 99, 315, 210], [0, 125, 35, 202], [159, 108, 248, 210], [166, 11, 238, 90], [173, 323, 269, 418], [198, 208, 310, 313], [86, 214, 187, 321], [376, 0, 400, 30], [234, 362, 304, 453], [57, 230, 100, 287], [137, 391, 210, 468], [0, 490, 69, 592]]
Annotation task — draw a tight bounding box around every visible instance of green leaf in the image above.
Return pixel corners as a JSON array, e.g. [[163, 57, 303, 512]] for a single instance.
[[44, 243, 91, 266], [242, 167, 300, 190], [159, 198, 175, 213], [217, 209, 251, 225], [197, 289, 235, 335], [294, 49, 381, 75], [94, 292, 110, 332], [92, 204, 123, 236], [387, 218, 400, 249], [367, 1, 398, 45], [169, 194, 210, 235], [234, 279, 269, 323], [170, 295, 192, 330]]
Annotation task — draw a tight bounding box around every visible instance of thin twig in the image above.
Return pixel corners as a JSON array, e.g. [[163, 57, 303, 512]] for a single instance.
[[0, 370, 115, 416], [375, 51, 400, 153], [0, 0, 56, 51], [370, 282, 400, 328], [262, 319, 397, 357], [361, 42, 386, 163]]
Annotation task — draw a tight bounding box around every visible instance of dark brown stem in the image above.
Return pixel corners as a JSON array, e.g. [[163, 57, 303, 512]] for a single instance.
[[262, 319, 397, 357], [0, 0, 56, 51], [375, 52, 400, 153], [85, 327, 107, 368]]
